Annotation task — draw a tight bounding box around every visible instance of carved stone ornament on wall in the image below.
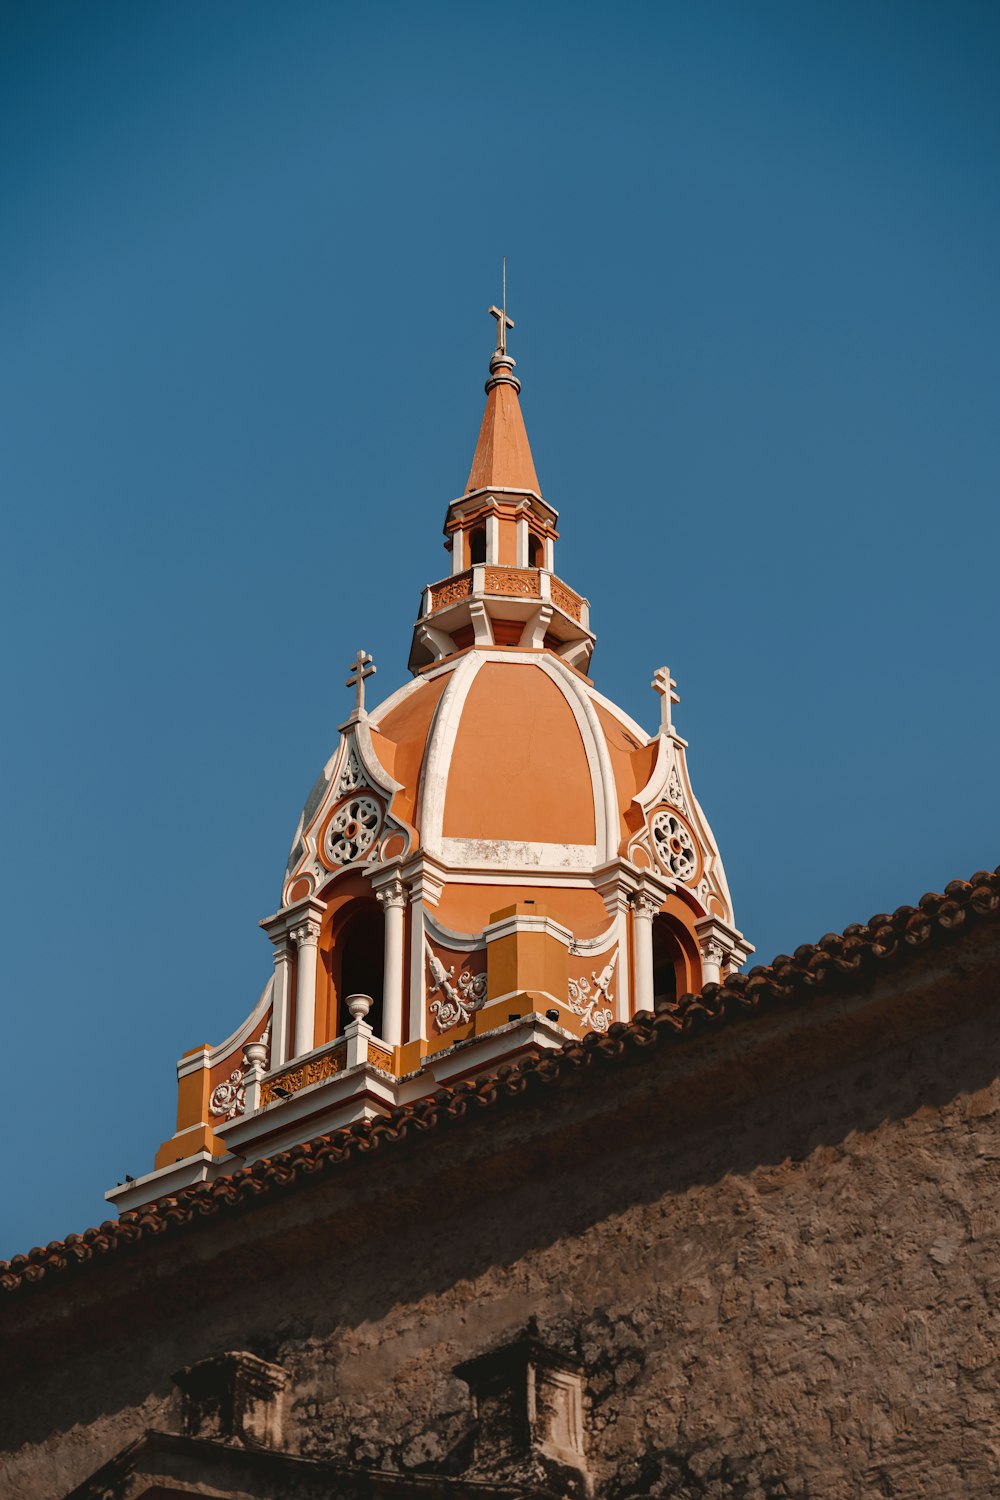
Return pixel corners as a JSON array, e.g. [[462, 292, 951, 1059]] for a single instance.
[[432, 573, 473, 611], [568, 950, 617, 1033], [426, 941, 488, 1031], [208, 1069, 246, 1120], [367, 1044, 395, 1073], [549, 576, 583, 621], [325, 794, 382, 866], [485, 566, 541, 599], [650, 806, 698, 883], [665, 764, 688, 813], [337, 747, 363, 794], [209, 1025, 271, 1119], [260, 1045, 344, 1106]]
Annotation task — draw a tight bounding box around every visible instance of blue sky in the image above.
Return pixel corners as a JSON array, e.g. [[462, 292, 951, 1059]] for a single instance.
[[1, 0, 998, 1256]]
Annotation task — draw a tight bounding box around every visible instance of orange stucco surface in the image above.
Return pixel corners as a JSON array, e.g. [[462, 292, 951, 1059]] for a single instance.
[[435, 881, 609, 940], [593, 702, 657, 836], [372, 671, 452, 831], [465, 383, 541, 495], [442, 662, 596, 845]]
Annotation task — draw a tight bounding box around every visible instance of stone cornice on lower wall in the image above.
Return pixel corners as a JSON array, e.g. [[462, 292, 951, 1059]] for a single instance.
[[3, 864, 998, 1301]]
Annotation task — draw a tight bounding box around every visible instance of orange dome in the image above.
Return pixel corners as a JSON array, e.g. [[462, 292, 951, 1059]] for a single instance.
[[123, 302, 751, 1214]]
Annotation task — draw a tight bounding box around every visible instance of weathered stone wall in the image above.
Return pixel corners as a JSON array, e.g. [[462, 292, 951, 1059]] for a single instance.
[[4, 930, 1000, 1499]]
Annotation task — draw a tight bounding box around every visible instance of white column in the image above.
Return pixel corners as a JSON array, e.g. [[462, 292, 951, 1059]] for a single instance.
[[699, 937, 724, 986], [544, 535, 555, 571], [632, 892, 659, 1013], [270, 942, 293, 1067], [291, 914, 322, 1057], [516, 517, 529, 567], [607, 892, 632, 1024], [486, 513, 500, 564], [452, 528, 465, 575], [376, 876, 407, 1048], [402, 860, 443, 1047]]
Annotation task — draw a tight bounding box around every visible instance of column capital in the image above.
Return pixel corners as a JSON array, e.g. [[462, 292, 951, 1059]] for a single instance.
[[593, 858, 642, 918], [371, 865, 408, 909], [259, 894, 327, 948], [399, 850, 447, 907], [375, 877, 407, 910], [632, 890, 662, 923], [290, 915, 322, 947], [630, 870, 671, 924], [693, 914, 754, 974]]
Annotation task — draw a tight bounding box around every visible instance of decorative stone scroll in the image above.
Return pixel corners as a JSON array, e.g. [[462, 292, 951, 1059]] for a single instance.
[[567, 950, 617, 1033], [208, 1025, 271, 1119], [260, 1044, 344, 1106], [426, 941, 488, 1031], [337, 747, 363, 794], [665, 764, 688, 813], [208, 1070, 246, 1120]]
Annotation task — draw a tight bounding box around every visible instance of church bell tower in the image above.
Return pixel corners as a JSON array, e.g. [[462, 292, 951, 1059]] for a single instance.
[[108, 288, 752, 1212]]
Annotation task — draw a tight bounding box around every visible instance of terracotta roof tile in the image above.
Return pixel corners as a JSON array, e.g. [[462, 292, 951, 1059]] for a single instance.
[[3, 865, 998, 1301]]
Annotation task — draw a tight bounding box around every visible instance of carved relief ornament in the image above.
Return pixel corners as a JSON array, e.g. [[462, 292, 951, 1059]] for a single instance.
[[426, 941, 487, 1031], [567, 950, 617, 1033]]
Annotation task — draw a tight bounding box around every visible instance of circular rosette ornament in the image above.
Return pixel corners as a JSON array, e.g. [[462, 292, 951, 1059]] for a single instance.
[[650, 807, 698, 883], [325, 795, 382, 866]]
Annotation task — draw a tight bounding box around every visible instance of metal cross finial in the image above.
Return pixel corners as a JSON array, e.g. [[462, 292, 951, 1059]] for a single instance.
[[346, 649, 376, 716], [489, 255, 514, 356], [652, 666, 680, 734]]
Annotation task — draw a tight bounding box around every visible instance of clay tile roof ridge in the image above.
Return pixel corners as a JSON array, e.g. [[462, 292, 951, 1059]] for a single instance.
[[2, 863, 998, 1300]]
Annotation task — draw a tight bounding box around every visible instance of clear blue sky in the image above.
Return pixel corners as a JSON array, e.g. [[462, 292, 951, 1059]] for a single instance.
[[2, 1, 997, 1257]]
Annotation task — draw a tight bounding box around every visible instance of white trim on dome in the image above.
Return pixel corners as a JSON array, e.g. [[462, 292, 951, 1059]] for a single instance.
[[585, 685, 652, 747], [416, 650, 483, 856], [417, 650, 616, 869], [368, 657, 456, 729], [439, 837, 600, 872], [545, 657, 619, 862]]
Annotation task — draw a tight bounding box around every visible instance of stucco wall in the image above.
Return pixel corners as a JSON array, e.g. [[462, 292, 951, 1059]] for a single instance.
[[3, 929, 1000, 1499]]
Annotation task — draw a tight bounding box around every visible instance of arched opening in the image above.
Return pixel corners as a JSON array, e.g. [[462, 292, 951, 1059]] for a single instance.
[[651, 915, 680, 1007], [527, 532, 543, 568], [338, 906, 384, 1036], [469, 526, 487, 564]]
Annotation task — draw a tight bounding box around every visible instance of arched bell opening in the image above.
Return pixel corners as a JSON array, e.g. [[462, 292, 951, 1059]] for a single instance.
[[329, 901, 384, 1039], [527, 532, 543, 568], [469, 526, 487, 564], [651, 915, 683, 1007]]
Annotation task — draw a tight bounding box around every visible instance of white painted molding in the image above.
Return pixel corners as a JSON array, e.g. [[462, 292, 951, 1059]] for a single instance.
[[423, 909, 489, 952], [417, 651, 484, 858], [439, 837, 600, 872], [586, 687, 651, 748], [545, 656, 619, 862], [176, 975, 275, 1082], [482, 909, 574, 947]]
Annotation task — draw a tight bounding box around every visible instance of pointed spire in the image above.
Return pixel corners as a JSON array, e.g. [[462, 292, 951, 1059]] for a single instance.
[[466, 264, 541, 496]]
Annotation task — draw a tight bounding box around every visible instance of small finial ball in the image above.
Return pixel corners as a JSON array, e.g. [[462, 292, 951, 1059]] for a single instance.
[[346, 993, 372, 1021]]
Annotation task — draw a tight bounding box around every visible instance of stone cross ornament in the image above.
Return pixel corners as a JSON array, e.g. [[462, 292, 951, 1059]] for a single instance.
[[652, 666, 680, 735], [489, 256, 514, 356], [346, 649, 376, 716]]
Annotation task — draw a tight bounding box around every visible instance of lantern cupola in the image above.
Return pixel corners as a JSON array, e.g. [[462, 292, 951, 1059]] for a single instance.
[[409, 287, 592, 673]]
